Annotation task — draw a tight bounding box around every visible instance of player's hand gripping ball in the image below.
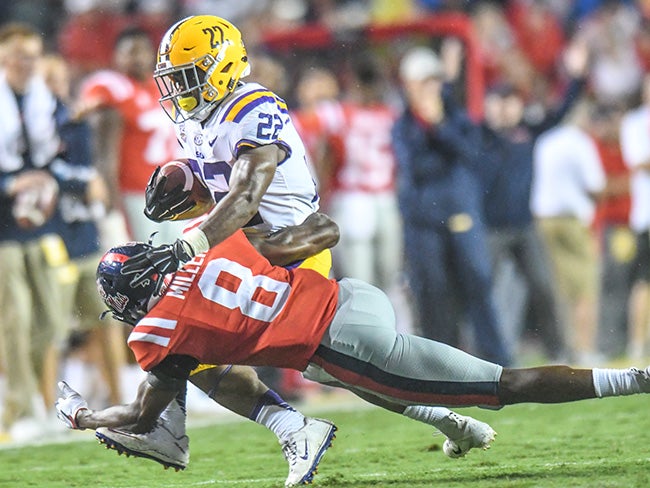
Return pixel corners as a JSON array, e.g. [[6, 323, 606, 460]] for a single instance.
[[144, 159, 214, 222]]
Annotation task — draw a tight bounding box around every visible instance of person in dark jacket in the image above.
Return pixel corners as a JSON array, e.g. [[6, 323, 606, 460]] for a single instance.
[[391, 46, 511, 366], [475, 40, 590, 362]]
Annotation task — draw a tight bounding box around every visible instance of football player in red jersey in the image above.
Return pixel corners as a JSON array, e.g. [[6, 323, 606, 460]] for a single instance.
[[58, 217, 650, 482], [77, 26, 184, 243]]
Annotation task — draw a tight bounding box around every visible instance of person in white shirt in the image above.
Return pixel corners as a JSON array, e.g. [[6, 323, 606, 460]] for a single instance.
[[620, 72, 650, 359], [531, 99, 606, 365]]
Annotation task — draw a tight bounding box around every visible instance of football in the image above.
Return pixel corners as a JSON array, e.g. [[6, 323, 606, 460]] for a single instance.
[[157, 158, 214, 220]]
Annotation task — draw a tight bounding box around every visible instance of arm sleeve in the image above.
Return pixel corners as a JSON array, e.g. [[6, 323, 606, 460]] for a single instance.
[[529, 78, 586, 137]]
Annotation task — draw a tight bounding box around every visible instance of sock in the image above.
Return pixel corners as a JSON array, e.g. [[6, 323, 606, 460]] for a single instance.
[[251, 390, 305, 443], [592, 368, 644, 397], [403, 406, 461, 437]]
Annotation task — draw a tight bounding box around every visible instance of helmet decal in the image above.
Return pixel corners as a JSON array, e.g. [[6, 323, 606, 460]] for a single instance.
[[96, 242, 161, 325]]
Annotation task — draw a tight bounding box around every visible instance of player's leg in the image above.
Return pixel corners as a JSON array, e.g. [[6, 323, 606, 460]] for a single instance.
[[342, 384, 496, 459], [309, 278, 650, 410], [190, 364, 336, 487], [499, 365, 650, 404], [97, 363, 336, 486]]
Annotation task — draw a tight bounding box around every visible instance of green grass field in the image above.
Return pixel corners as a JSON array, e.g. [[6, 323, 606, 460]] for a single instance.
[[1, 394, 648, 488]]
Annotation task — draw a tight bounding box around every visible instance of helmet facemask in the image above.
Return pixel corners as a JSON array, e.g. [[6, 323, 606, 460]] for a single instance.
[[155, 54, 219, 122]]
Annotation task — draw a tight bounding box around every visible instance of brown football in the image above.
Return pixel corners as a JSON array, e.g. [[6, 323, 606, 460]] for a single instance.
[[158, 159, 214, 220]]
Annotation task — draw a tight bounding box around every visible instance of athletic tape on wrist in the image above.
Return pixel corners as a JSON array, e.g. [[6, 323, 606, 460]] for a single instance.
[[182, 227, 210, 255]]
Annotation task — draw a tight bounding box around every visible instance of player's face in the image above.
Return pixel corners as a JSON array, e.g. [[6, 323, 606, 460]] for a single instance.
[[1, 36, 42, 92], [115, 36, 155, 81], [156, 64, 206, 109], [40, 57, 70, 100], [296, 69, 339, 109]]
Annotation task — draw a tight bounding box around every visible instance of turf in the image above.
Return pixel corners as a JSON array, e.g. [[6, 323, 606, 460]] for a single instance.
[[0, 394, 648, 488]]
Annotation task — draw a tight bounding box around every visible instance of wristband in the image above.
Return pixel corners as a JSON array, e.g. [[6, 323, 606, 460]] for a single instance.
[[182, 227, 210, 255], [74, 407, 89, 430]]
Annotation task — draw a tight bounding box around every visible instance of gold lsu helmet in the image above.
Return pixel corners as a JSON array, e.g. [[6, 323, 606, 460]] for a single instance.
[[154, 15, 250, 122]]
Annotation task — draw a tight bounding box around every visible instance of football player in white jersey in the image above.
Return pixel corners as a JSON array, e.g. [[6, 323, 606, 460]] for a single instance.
[[113, 15, 495, 486]]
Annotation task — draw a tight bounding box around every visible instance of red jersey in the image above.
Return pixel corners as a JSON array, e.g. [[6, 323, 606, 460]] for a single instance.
[[128, 231, 340, 372], [593, 137, 631, 227], [79, 70, 180, 192], [319, 101, 397, 193]]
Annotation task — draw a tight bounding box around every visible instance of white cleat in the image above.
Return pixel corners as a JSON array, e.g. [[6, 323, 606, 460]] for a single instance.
[[95, 399, 189, 471], [282, 417, 337, 487], [440, 412, 496, 459]]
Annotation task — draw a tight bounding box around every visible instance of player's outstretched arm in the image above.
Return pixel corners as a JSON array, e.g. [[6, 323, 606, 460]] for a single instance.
[[244, 212, 340, 266], [57, 373, 179, 433]]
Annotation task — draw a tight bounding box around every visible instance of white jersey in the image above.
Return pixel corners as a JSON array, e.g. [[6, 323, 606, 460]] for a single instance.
[[620, 105, 650, 232], [531, 124, 605, 225], [176, 82, 319, 231]]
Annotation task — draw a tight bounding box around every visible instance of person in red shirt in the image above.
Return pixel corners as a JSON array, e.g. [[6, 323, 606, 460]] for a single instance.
[[57, 220, 650, 481], [308, 56, 402, 293], [77, 26, 184, 244]]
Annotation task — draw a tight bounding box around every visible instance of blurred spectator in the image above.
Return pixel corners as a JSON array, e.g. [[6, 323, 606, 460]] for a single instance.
[[471, 2, 517, 88], [506, 0, 565, 81], [305, 55, 402, 293], [576, 0, 643, 104], [248, 52, 289, 97], [391, 45, 510, 366], [531, 99, 606, 366], [292, 65, 342, 202], [476, 39, 589, 362], [40, 53, 128, 408], [58, 0, 176, 87], [127, 0, 179, 45], [370, 0, 418, 24], [0, 22, 68, 441], [619, 72, 650, 359], [77, 26, 184, 245], [590, 102, 635, 360], [57, 1, 131, 84]]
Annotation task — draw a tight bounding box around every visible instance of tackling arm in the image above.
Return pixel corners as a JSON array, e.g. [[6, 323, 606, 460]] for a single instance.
[[244, 212, 340, 266]]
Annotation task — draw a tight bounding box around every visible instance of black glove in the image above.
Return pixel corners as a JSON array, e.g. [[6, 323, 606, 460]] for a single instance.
[[120, 239, 195, 291], [144, 166, 196, 222]]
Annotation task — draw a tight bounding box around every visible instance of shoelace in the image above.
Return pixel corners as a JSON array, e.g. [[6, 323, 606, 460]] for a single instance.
[[446, 413, 468, 441], [282, 440, 298, 466]]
